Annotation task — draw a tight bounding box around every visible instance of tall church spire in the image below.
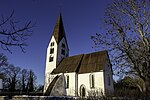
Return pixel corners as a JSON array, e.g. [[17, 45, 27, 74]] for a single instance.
[[52, 13, 67, 44]]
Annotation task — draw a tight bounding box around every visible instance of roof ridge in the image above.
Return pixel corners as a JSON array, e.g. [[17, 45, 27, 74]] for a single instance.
[[68, 50, 108, 58]]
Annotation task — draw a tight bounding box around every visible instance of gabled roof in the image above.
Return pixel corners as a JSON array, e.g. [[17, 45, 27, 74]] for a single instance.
[[51, 50, 108, 74], [52, 13, 67, 44]]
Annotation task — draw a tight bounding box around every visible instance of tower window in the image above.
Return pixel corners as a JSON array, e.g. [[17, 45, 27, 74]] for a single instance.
[[50, 42, 54, 46], [49, 56, 53, 62], [89, 74, 95, 88], [62, 43, 65, 48], [50, 48, 54, 54], [61, 49, 65, 55], [66, 75, 69, 88]]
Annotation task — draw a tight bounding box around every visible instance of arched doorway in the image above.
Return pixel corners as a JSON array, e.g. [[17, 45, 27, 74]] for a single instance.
[[80, 84, 86, 97]]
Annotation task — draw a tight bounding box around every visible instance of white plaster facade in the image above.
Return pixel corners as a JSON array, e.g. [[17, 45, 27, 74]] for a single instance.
[[46, 69, 114, 97], [78, 72, 105, 96], [64, 72, 77, 96], [44, 36, 58, 92]]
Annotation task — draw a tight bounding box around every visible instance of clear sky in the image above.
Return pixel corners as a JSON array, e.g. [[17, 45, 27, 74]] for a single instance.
[[0, 0, 110, 85]]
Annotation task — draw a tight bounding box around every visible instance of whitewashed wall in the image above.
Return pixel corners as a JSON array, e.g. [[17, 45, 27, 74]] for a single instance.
[[78, 72, 105, 97], [64, 72, 76, 96], [44, 36, 58, 92], [45, 36, 58, 74]]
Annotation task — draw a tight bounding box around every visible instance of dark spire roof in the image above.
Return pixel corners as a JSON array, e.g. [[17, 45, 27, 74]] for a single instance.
[[52, 13, 67, 44]]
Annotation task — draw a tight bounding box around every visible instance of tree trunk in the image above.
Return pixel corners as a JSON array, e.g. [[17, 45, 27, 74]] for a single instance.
[[145, 77, 150, 99]]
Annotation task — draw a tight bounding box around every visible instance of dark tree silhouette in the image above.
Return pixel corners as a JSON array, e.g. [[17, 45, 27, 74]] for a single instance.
[[20, 69, 28, 92], [1, 64, 37, 92], [26, 70, 37, 92], [3, 65, 21, 91]]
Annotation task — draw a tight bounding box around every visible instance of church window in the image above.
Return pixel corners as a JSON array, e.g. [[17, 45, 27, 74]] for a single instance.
[[89, 74, 95, 88], [61, 49, 65, 55], [66, 75, 69, 88], [50, 48, 54, 54], [49, 56, 53, 62], [62, 43, 65, 48], [50, 42, 54, 46]]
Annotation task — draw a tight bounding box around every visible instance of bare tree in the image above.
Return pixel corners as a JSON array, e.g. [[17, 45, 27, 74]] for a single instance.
[[3, 64, 21, 91], [0, 11, 33, 53], [2, 64, 38, 92], [91, 0, 150, 97], [20, 69, 28, 92], [26, 70, 37, 92]]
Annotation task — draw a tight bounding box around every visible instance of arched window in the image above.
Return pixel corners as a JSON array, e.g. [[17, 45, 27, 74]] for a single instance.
[[89, 74, 95, 88], [66, 75, 69, 88]]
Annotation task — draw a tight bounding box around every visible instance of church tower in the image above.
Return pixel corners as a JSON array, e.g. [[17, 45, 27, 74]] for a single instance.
[[44, 14, 69, 92]]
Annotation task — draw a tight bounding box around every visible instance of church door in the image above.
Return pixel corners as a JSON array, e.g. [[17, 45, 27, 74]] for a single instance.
[[80, 85, 86, 97]]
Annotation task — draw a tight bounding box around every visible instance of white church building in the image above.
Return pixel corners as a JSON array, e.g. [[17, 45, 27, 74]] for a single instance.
[[44, 14, 114, 97]]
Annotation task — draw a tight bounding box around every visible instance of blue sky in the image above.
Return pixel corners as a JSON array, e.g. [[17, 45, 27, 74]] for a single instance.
[[0, 0, 110, 85]]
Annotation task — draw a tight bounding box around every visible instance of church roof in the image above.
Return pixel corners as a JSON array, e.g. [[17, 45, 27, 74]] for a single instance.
[[52, 54, 83, 74], [78, 51, 107, 73], [52, 13, 67, 44], [51, 50, 108, 74]]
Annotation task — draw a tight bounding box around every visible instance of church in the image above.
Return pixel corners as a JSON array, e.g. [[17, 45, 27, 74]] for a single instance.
[[43, 14, 114, 97]]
